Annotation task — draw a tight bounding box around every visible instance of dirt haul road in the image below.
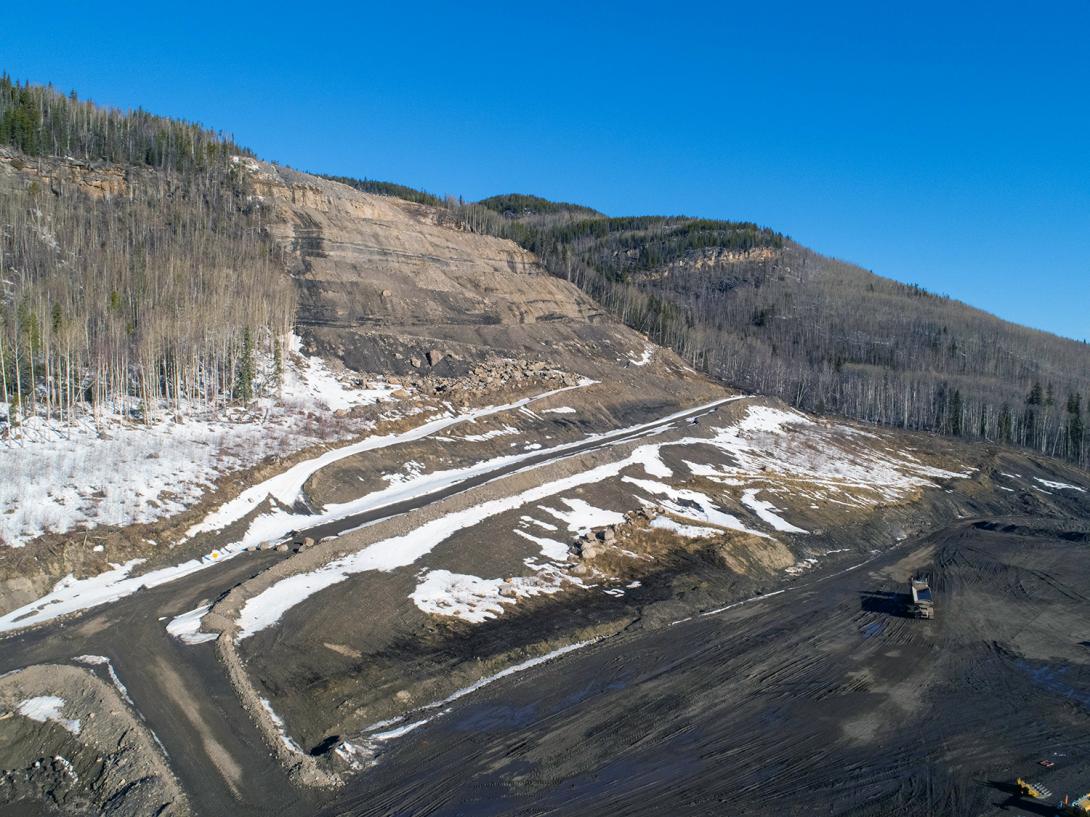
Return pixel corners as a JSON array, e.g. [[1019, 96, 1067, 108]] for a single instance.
[[316, 517, 1090, 817], [0, 398, 731, 817]]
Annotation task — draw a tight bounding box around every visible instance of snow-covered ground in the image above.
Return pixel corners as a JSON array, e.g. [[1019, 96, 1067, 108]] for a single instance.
[[0, 334, 400, 547], [233, 437, 715, 639], [235, 404, 970, 638], [184, 382, 593, 549], [0, 384, 602, 635]]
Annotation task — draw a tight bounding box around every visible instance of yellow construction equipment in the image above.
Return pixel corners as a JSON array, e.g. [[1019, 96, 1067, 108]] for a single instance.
[[1016, 778, 1050, 799], [1060, 793, 1090, 816]]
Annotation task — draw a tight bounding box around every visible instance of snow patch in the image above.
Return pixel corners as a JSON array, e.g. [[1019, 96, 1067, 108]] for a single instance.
[[740, 489, 809, 533], [649, 516, 722, 538], [513, 528, 570, 561], [16, 696, 80, 734], [409, 568, 573, 623], [538, 498, 625, 534], [165, 604, 218, 645]]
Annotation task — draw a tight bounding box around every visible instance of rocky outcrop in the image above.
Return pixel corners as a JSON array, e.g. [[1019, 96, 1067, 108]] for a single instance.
[[237, 161, 668, 379], [0, 148, 129, 198]]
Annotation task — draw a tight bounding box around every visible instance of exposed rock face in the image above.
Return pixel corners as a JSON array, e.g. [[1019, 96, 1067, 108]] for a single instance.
[[0, 148, 129, 199], [242, 162, 657, 377]]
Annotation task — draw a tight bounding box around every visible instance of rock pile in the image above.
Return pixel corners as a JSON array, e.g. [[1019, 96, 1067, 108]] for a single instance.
[[407, 357, 580, 399], [569, 506, 666, 563]]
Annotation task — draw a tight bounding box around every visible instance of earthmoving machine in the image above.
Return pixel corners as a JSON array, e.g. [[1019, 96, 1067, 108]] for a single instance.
[[1060, 793, 1090, 816], [1015, 778, 1052, 800], [906, 577, 934, 619]]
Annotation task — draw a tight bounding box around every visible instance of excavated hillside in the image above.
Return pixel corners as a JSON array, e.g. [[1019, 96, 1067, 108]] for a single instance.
[[245, 161, 668, 387]]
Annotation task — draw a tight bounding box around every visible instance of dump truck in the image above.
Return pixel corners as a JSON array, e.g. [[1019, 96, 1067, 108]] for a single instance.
[[907, 577, 934, 619]]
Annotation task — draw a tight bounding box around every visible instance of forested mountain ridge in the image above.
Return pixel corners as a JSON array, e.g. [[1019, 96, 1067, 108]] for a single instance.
[[447, 196, 1090, 468], [1, 75, 1086, 470]]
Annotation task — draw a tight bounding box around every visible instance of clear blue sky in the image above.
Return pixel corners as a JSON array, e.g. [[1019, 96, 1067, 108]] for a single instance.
[[3, 1, 1088, 340]]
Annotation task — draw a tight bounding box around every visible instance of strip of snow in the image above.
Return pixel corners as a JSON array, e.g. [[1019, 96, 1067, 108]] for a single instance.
[[1035, 477, 1086, 493], [431, 642, 597, 711], [541, 407, 576, 415], [258, 698, 303, 755], [166, 604, 218, 644], [362, 639, 600, 748], [185, 383, 592, 542], [649, 516, 722, 538], [740, 489, 809, 533], [628, 346, 655, 366], [520, 515, 558, 532], [16, 696, 81, 734], [458, 424, 521, 443], [0, 550, 239, 635], [370, 718, 432, 741], [513, 528, 570, 561], [73, 655, 133, 705]]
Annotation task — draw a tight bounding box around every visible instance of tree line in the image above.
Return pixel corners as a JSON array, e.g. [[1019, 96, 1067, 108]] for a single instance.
[[1, 79, 293, 427], [0, 73, 250, 172], [449, 196, 1090, 469]]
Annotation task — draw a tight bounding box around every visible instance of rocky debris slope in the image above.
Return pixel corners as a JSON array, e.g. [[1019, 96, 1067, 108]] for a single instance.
[[0, 664, 189, 817], [401, 356, 583, 401], [242, 160, 684, 384]]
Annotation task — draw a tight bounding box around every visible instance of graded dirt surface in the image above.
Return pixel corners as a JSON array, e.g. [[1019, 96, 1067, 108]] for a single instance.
[[2, 393, 1089, 816], [316, 516, 1090, 817]]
